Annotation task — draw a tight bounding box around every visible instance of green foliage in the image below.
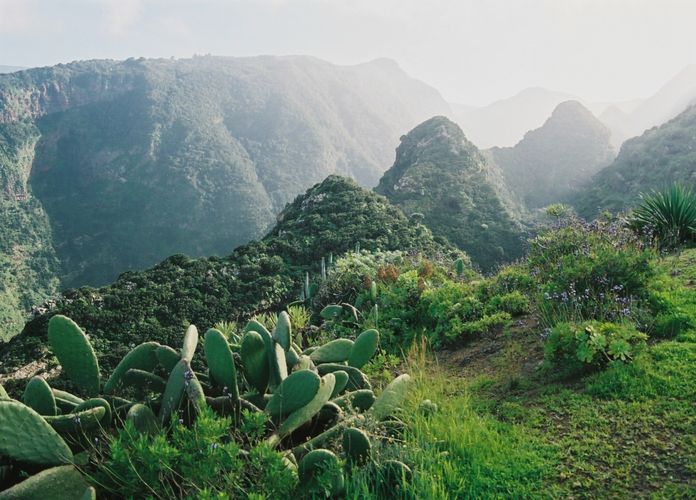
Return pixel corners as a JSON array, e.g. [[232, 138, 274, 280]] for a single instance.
[[629, 183, 696, 249], [5, 176, 454, 374], [544, 321, 647, 377]]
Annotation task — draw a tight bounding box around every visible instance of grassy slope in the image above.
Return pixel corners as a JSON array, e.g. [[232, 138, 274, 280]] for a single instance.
[[396, 249, 696, 498]]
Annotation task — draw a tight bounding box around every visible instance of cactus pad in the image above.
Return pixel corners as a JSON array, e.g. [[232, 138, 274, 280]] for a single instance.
[[310, 338, 354, 364], [23, 377, 57, 416], [319, 304, 343, 320], [298, 448, 345, 497], [348, 329, 379, 369], [342, 427, 371, 465], [240, 330, 269, 393], [156, 345, 181, 373], [0, 400, 73, 465], [159, 358, 190, 424], [204, 328, 239, 400], [0, 465, 88, 500], [274, 311, 292, 351], [44, 406, 106, 434], [265, 369, 321, 418], [47, 315, 100, 396], [331, 389, 376, 412], [370, 373, 411, 420], [104, 341, 160, 393], [181, 324, 199, 362], [126, 404, 159, 435], [330, 370, 349, 398]]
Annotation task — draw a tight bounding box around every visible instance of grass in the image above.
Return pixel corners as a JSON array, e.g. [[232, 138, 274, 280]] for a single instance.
[[377, 248, 696, 498]]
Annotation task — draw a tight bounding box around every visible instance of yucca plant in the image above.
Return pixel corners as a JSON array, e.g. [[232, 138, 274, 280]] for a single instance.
[[630, 184, 696, 249]]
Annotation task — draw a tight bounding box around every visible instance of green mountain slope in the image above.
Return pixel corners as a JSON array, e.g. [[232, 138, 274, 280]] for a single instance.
[[0, 56, 451, 339], [375, 116, 523, 271], [487, 101, 615, 209], [0, 175, 460, 373], [573, 104, 696, 218]]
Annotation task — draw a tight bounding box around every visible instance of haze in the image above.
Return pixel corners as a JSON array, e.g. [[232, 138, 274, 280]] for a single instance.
[[1, 0, 695, 105]]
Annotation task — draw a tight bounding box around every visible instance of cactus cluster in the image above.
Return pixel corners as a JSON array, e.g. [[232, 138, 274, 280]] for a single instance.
[[0, 304, 413, 497]]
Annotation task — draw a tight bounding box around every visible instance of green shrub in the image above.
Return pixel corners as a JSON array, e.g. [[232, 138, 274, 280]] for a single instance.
[[96, 408, 297, 498], [484, 291, 529, 316], [629, 183, 696, 249], [544, 321, 647, 377], [529, 217, 656, 329]]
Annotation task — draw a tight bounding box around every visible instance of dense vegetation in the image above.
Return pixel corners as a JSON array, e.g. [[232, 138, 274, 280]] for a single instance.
[[488, 100, 616, 208], [0, 176, 461, 377], [376, 116, 523, 271], [0, 56, 451, 340], [573, 103, 696, 218]]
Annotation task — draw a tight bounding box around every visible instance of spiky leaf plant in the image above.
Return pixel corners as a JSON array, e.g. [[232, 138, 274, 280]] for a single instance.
[[630, 183, 696, 249]]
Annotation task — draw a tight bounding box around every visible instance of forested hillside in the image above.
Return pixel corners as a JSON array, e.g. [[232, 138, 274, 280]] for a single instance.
[[0, 175, 461, 370], [376, 116, 523, 270], [0, 56, 450, 340], [573, 104, 696, 218]]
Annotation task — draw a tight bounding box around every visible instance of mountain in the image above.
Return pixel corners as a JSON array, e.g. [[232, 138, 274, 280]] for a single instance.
[[600, 65, 696, 147], [375, 116, 523, 271], [0, 66, 25, 74], [450, 87, 582, 148], [0, 175, 462, 374], [487, 101, 616, 209], [0, 55, 451, 340], [572, 104, 696, 219]]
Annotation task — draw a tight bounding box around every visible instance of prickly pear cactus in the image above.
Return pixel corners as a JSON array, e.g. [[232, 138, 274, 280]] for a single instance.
[[370, 374, 411, 420], [103, 341, 160, 393], [317, 364, 371, 391], [331, 389, 375, 412], [75, 398, 112, 426], [47, 315, 101, 396], [310, 338, 354, 364], [181, 325, 199, 362], [342, 427, 371, 465], [0, 384, 9, 399], [159, 359, 190, 424], [330, 370, 349, 398], [156, 345, 181, 373], [0, 465, 88, 500], [320, 304, 343, 320], [127, 404, 159, 435], [240, 330, 269, 393], [269, 373, 336, 445], [265, 369, 320, 418], [0, 400, 73, 465], [274, 311, 292, 351], [348, 329, 379, 369], [298, 448, 345, 497], [23, 376, 57, 416], [204, 328, 239, 400], [44, 406, 107, 433]]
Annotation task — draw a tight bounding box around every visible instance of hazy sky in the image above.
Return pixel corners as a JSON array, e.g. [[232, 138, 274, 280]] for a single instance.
[[1, 0, 695, 105]]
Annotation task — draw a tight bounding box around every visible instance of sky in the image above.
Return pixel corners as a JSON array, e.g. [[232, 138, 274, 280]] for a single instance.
[[1, 0, 695, 106]]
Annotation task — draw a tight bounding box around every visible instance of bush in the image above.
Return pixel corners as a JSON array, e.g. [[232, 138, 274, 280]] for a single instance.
[[528, 216, 656, 329], [629, 183, 696, 249], [543, 321, 647, 377], [484, 291, 529, 316]]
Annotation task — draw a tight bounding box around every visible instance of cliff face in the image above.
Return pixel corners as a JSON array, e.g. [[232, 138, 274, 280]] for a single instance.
[[376, 116, 523, 271], [0, 56, 451, 340]]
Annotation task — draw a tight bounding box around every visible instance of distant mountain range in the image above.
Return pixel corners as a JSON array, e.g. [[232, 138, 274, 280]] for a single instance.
[[450, 65, 696, 149], [487, 101, 615, 209]]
